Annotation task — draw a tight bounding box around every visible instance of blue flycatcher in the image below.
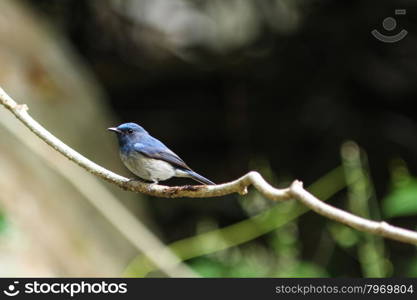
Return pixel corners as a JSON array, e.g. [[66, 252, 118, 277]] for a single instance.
[[108, 122, 214, 185]]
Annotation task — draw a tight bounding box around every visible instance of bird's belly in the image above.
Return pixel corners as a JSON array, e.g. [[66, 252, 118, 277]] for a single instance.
[[120, 151, 175, 182]]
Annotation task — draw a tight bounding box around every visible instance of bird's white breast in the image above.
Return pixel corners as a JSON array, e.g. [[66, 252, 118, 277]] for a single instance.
[[119, 150, 176, 183]]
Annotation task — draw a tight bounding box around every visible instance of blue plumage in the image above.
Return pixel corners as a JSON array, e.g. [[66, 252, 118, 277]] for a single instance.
[[108, 122, 214, 185]]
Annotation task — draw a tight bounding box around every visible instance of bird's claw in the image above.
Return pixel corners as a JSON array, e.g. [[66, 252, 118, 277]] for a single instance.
[[147, 182, 158, 192]]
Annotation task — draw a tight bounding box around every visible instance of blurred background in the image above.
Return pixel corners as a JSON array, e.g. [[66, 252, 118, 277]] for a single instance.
[[1, 0, 417, 277]]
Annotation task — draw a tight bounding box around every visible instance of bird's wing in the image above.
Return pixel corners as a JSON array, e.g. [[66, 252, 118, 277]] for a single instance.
[[133, 140, 191, 170]]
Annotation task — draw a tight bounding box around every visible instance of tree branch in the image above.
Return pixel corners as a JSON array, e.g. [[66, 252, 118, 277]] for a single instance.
[[2, 86, 417, 248]]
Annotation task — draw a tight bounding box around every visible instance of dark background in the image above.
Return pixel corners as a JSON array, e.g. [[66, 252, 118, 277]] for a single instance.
[[16, 0, 417, 277]]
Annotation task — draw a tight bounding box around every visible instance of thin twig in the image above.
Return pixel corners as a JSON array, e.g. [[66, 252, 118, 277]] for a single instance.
[[289, 181, 417, 245], [1, 86, 417, 250]]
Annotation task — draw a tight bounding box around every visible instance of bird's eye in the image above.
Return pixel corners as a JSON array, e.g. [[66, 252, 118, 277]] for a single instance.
[[127, 129, 133, 134]]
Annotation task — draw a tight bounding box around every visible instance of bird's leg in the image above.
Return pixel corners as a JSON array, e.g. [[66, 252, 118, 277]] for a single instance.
[[147, 179, 158, 192]]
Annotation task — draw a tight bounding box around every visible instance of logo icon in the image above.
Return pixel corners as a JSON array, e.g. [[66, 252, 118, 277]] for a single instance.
[[372, 9, 408, 43], [3, 281, 20, 297]]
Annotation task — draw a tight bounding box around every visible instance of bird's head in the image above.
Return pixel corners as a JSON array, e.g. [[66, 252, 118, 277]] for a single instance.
[[107, 122, 148, 144]]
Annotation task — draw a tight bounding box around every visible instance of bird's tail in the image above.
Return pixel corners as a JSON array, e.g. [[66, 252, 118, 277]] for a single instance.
[[183, 170, 215, 185]]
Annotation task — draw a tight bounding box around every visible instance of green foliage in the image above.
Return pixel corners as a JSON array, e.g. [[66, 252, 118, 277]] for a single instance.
[[0, 209, 7, 234], [382, 179, 417, 218], [190, 257, 328, 278], [328, 223, 359, 248], [382, 159, 417, 218], [188, 240, 328, 278], [405, 257, 417, 277], [281, 262, 328, 278], [190, 254, 271, 278], [341, 141, 389, 277]]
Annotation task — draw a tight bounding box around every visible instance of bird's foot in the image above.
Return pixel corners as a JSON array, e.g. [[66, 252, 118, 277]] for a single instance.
[[146, 180, 158, 192]]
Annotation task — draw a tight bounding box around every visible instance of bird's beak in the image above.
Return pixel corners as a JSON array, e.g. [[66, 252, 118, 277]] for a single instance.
[[107, 127, 122, 134]]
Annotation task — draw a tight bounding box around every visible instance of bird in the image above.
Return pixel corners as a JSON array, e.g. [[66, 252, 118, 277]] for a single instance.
[[108, 122, 215, 185]]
